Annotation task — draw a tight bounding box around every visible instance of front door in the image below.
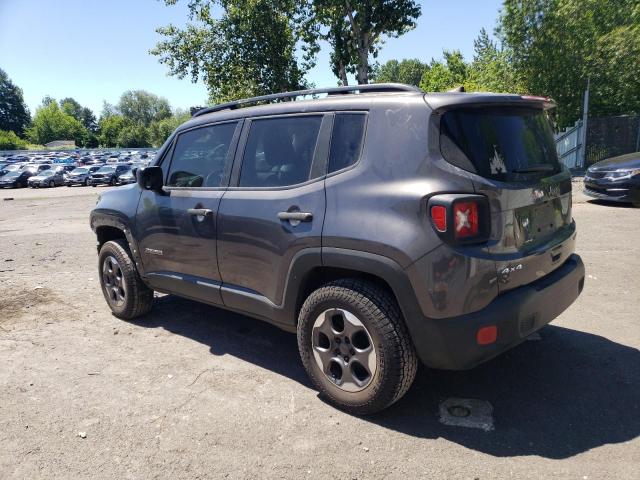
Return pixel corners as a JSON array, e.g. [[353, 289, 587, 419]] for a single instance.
[[136, 120, 241, 305], [217, 114, 331, 323]]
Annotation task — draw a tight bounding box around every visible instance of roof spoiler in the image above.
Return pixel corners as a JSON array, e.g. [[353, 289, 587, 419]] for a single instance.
[[424, 92, 556, 111]]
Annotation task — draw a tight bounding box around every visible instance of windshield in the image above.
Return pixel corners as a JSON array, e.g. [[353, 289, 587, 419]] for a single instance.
[[3, 171, 20, 178], [440, 107, 560, 181], [96, 167, 115, 173], [38, 169, 56, 176], [72, 168, 88, 174]]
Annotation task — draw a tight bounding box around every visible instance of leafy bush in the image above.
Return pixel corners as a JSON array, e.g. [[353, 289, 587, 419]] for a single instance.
[[0, 129, 28, 150]]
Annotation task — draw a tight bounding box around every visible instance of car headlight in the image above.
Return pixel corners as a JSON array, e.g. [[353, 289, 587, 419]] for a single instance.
[[605, 168, 640, 180]]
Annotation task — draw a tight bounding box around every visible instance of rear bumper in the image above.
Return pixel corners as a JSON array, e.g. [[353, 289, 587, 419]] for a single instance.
[[411, 254, 585, 370]]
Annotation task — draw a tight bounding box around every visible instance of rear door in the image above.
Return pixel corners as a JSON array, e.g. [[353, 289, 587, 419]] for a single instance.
[[439, 106, 575, 292], [136, 120, 241, 304], [216, 113, 331, 322]]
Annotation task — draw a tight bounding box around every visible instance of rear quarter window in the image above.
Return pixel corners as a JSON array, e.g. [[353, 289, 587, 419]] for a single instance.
[[328, 113, 367, 173]]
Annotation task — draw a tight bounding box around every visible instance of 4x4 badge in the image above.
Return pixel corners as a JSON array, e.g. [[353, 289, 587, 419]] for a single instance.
[[500, 264, 523, 283], [144, 248, 163, 256]]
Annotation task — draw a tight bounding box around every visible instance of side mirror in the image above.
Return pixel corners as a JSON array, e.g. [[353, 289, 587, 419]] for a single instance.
[[137, 166, 163, 191]]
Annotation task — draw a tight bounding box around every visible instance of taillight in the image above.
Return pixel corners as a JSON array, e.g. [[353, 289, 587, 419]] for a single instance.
[[427, 194, 489, 244], [453, 201, 478, 238], [430, 205, 447, 232]]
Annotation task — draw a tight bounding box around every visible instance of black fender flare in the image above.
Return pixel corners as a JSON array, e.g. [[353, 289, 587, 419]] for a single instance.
[[90, 210, 145, 274]]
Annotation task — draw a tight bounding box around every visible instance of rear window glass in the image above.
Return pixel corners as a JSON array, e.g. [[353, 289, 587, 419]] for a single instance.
[[440, 107, 560, 181], [328, 113, 366, 173]]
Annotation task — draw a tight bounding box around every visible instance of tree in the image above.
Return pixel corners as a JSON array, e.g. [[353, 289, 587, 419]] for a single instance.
[[98, 115, 126, 147], [116, 122, 151, 148], [498, 0, 640, 127], [465, 28, 523, 94], [60, 97, 83, 121], [315, 0, 421, 85], [116, 90, 171, 125], [148, 109, 191, 147], [0, 68, 30, 135], [26, 100, 88, 146], [419, 50, 466, 92], [374, 58, 426, 86], [152, 0, 316, 104], [0, 129, 28, 150]]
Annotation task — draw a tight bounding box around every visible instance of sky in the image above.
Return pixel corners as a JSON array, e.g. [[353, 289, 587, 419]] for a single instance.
[[0, 0, 503, 117]]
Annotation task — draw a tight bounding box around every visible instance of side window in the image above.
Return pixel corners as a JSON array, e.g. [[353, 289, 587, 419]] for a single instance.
[[328, 113, 366, 173], [167, 122, 237, 188], [239, 116, 322, 188]]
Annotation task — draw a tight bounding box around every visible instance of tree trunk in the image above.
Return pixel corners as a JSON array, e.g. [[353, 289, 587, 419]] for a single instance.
[[356, 33, 370, 84], [338, 62, 348, 86]]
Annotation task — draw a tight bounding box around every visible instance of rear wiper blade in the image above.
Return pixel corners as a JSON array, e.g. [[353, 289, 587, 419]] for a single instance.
[[512, 164, 555, 173]]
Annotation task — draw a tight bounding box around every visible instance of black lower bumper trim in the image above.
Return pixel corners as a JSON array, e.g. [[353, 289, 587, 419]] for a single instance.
[[412, 254, 585, 370]]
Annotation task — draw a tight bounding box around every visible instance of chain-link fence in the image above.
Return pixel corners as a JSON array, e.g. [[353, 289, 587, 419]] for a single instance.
[[585, 115, 640, 168]]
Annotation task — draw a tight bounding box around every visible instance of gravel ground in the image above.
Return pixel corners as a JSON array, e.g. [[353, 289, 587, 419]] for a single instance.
[[0, 184, 638, 479]]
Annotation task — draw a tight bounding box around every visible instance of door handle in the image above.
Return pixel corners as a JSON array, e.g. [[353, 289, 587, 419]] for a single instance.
[[187, 208, 213, 216], [277, 211, 313, 222]]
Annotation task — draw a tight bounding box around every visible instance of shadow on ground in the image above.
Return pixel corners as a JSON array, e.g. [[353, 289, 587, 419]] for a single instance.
[[586, 199, 637, 208], [131, 295, 640, 460]]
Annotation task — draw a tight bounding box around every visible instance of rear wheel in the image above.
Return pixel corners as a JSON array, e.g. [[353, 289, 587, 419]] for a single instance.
[[98, 239, 154, 319], [297, 279, 417, 415]]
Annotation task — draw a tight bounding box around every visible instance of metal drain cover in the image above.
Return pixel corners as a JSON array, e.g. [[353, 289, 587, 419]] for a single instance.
[[439, 398, 494, 431]]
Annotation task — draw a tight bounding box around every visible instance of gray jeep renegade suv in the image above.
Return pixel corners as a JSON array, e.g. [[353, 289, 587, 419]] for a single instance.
[[91, 84, 585, 414]]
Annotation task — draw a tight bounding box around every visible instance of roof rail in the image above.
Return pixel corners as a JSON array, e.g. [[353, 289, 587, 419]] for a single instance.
[[192, 83, 422, 117]]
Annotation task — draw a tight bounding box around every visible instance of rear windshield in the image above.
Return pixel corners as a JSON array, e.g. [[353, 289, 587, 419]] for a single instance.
[[440, 107, 560, 181]]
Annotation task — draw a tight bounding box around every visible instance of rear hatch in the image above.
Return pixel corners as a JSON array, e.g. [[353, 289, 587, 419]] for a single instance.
[[438, 101, 575, 293]]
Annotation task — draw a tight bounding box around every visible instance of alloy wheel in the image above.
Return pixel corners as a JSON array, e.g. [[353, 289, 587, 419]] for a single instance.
[[102, 255, 126, 307], [311, 308, 377, 392]]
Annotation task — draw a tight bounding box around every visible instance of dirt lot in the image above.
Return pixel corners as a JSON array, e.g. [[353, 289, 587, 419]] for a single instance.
[[1, 183, 638, 479]]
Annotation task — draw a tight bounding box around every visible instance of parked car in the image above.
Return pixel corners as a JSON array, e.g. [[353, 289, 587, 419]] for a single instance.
[[583, 152, 640, 207], [88, 164, 130, 186], [91, 84, 585, 414], [115, 167, 137, 185], [0, 164, 22, 176], [28, 167, 65, 188], [0, 169, 34, 188], [65, 165, 103, 186]]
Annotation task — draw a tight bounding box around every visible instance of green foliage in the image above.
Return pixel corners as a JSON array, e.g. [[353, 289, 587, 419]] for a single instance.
[[498, 0, 640, 127], [419, 50, 467, 92], [374, 58, 426, 86], [116, 122, 151, 148], [375, 33, 522, 95], [26, 100, 87, 146], [0, 68, 31, 135], [0, 129, 28, 150], [152, 0, 315, 104], [465, 28, 524, 93], [98, 115, 126, 148], [314, 0, 421, 85], [148, 110, 191, 147], [117, 90, 172, 125]]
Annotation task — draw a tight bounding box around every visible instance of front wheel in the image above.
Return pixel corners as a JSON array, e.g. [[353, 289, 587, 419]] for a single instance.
[[98, 239, 154, 319], [49, 180, 55, 188], [297, 279, 417, 415]]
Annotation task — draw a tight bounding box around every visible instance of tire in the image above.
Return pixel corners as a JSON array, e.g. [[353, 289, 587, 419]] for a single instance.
[[98, 239, 154, 320], [297, 279, 418, 415], [84, 178, 89, 186], [109, 177, 115, 186], [49, 180, 54, 188]]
